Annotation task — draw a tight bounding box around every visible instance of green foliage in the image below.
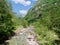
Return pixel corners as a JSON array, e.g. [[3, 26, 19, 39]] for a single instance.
[[12, 15, 21, 28], [0, 0, 15, 43], [24, 0, 60, 45], [20, 18, 29, 28], [34, 24, 59, 45], [12, 15, 29, 28]]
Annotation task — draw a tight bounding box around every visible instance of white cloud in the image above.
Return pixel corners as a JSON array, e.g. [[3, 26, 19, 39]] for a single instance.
[[19, 10, 27, 17], [35, 0, 38, 1], [12, 0, 31, 6], [33, 0, 38, 1]]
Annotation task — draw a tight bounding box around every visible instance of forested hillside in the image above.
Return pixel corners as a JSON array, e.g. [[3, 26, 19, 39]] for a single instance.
[[0, 0, 19, 43], [0, 0, 29, 44], [24, 0, 60, 45]]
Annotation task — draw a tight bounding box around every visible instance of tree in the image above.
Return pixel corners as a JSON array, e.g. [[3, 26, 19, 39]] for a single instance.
[[24, 0, 60, 45], [0, 0, 14, 43]]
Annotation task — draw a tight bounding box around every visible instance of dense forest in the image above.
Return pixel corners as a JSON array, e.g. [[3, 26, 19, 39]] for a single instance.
[[0, 0, 60, 45], [0, 0, 28, 44], [24, 0, 60, 45], [0, 0, 15, 43]]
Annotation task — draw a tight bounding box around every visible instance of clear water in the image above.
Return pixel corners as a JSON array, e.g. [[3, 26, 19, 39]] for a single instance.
[[9, 30, 28, 45], [8, 27, 38, 45]]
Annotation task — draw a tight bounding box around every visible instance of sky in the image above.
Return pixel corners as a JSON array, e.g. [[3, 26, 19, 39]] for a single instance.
[[8, 0, 38, 17]]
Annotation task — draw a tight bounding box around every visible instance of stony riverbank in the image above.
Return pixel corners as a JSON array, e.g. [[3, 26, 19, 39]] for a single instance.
[[6, 27, 39, 45]]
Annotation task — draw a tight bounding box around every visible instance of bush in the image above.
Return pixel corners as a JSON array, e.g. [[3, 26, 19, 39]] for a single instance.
[[0, 0, 15, 43]]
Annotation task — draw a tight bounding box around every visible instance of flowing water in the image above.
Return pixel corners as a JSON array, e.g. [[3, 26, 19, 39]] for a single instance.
[[8, 27, 39, 45]]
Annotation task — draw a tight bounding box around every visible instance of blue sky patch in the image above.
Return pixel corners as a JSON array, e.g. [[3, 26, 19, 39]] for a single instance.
[[8, 0, 38, 17]]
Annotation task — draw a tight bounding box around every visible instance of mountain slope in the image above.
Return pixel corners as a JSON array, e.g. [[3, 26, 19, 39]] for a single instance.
[[24, 0, 60, 45]]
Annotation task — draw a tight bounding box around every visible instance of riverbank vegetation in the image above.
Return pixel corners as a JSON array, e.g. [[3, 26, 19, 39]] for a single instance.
[[24, 0, 60, 45]]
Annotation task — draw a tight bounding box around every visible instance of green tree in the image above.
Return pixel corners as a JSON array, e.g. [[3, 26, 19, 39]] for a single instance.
[[0, 0, 14, 43], [24, 0, 60, 45]]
